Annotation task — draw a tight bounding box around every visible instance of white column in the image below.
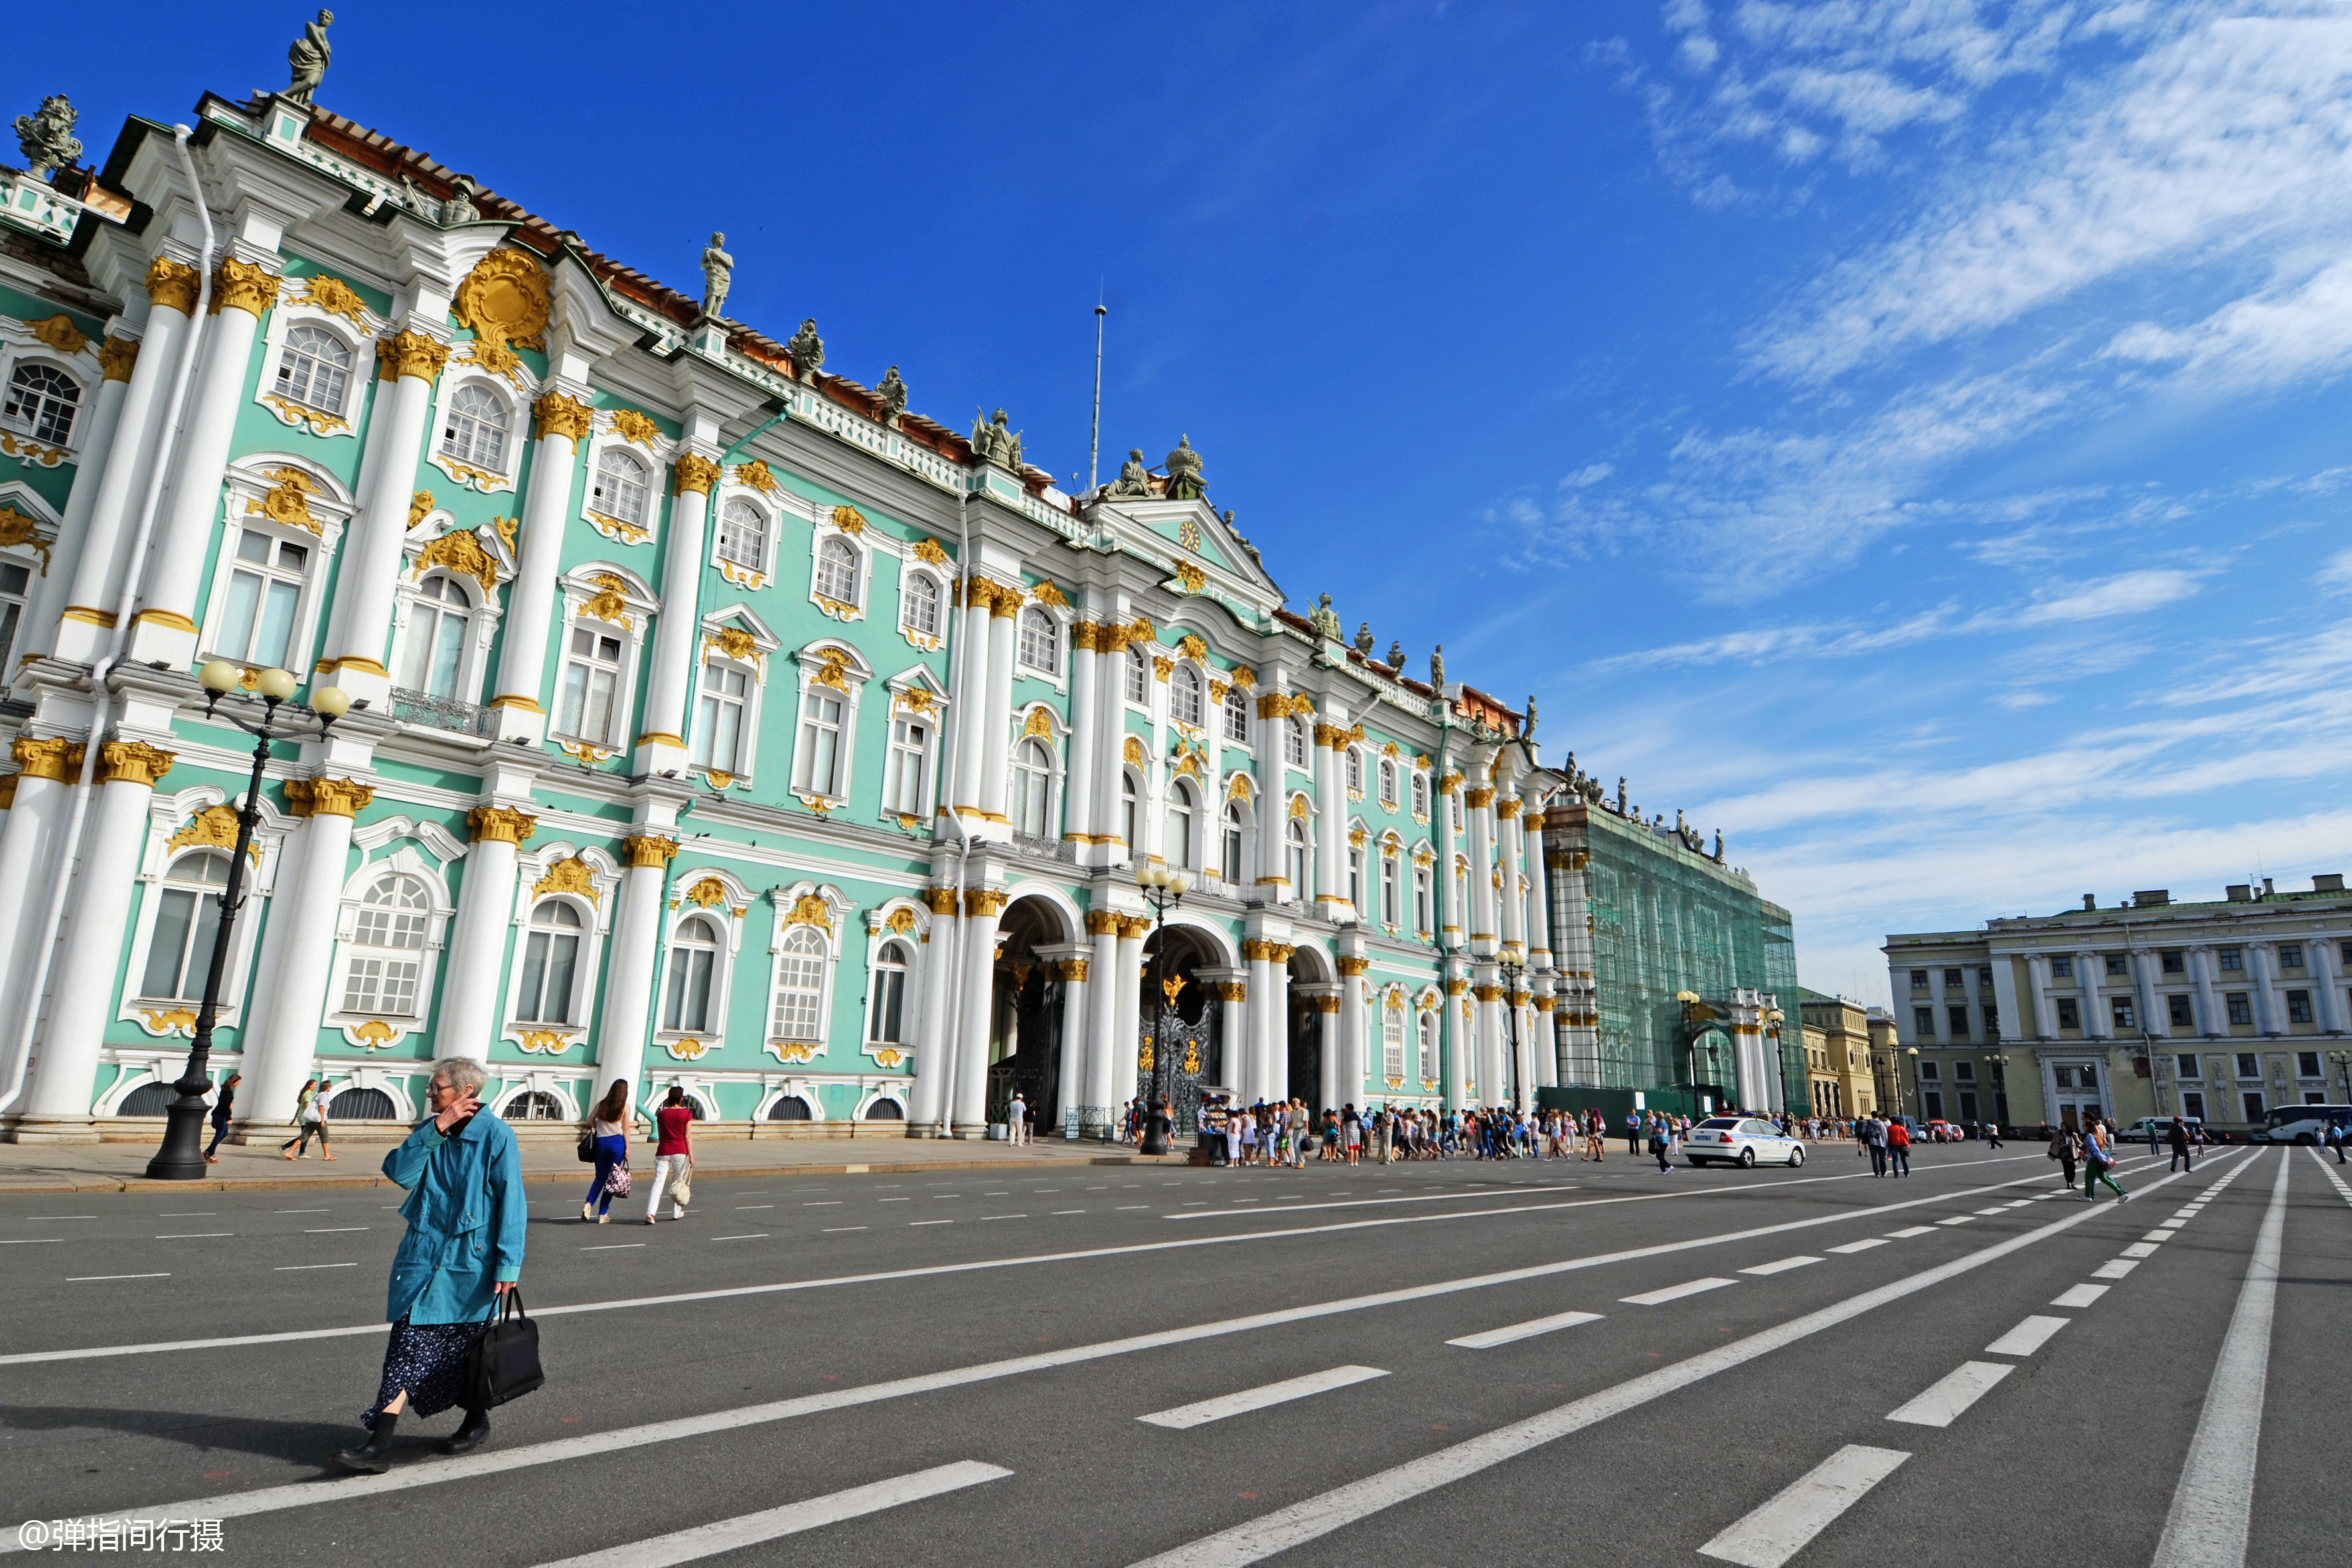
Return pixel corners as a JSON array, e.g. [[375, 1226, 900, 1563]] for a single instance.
[[1313, 718, 1345, 913], [636, 449, 716, 769], [2189, 946, 2221, 1036], [1524, 808, 1553, 969], [2248, 942, 2282, 1036], [593, 834, 676, 1105], [1245, 941, 1279, 1103], [2027, 953, 2057, 1038], [1991, 955, 2025, 1044], [242, 780, 370, 1123], [1092, 627, 1128, 848], [489, 404, 597, 741], [1084, 909, 1121, 1129], [25, 344, 133, 651], [908, 890, 958, 1129], [433, 808, 534, 1062], [127, 260, 278, 666], [1443, 970, 1468, 1107], [1217, 977, 1249, 1103], [2312, 939, 2346, 1033], [1065, 622, 1097, 849], [2076, 951, 2104, 1038], [951, 889, 1003, 1128], [1472, 965, 1503, 1107], [1141, 646, 1169, 863], [1531, 987, 1559, 1087], [1465, 775, 1498, 951], [1112, 917, 1144, 1113], [1054, 954, 1089, 1131], [951, 583, 994, 815], [1337, 955, 1368, 1107], [52, 266, 193, 663], [18, 744, 176, 1127], [1435, 768, 1461, 948], [0, 747, 75, 1051], [1496, 791, 1528, 952], [1253, 689, 1287, 902], [1311, 987, 1340, 1111], [978, 597, 1018, 824]]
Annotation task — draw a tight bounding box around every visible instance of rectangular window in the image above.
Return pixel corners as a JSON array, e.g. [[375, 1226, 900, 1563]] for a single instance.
[[1922, 1090, 1944, 1120], [1984, 1005, 1999, 1040], [2236, 1053, 2260, 1079], [0, 560, 28, 672], [1943, 967, 1963, 988], [1978, 965, 1992, 986], [1953, 1061, 1976, 1083], [556, 625, 625, 744], [883, 716, 929, 817], [2176, 1054, 2201, 1079], [1947, 1005, 1971, 1039], [1347, 846, 1362, 909], [2167, 994, 2193, 1028], [1909, 969, 1928, 990], [1917, 1060, 1939, 1081], [793, 688, 844, 797], [868, 966, 905, 1047], [2219, 949, 2242, 972], [2298, 1051, 2321, 1077], [1414, 866, 1431, 935], [2104, 955, 2128, 977], [2342, 941, 2352, 967], [2242, 1090, 2266, 1122], [343, 955, 420, 1017], [2051, 957, 2073, 979], [2280, 944, 2304, 969], [2110, 997, 2136, 1031], [2181, 1091, 2205, 1121], [2287, 990, 2313, 1024], [2056, 997, 2080, 1030], [1380, 856, 1399, 926], [2227, 994, 2252, 1028], [211, 528, 308, 668], [692, 663, 748, 773], [1913, 1006, 1935, 1038], [2161, 951, 2184, 974]]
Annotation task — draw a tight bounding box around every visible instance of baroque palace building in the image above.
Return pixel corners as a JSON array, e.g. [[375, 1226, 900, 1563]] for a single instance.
[[0, 78, 1636, 1141]]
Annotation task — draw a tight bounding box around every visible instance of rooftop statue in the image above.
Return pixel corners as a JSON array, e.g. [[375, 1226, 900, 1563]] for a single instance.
[[874, 365, 908, 426], [1616, 777, 1628, 813], [700, 232, 732, 319], [1525, 695, 1538, 738], [12, 95, 80, 183], [1308, 593, 1343, 643], [1713, 829, 1725, 862], [1354, 621, 1375, 657], [1430, 644, 1445, 686], [442, 175, 479, 224], [786, 317, 826, 378], [1387, 639, 1405, 670], [1107, 447, 1155, 498], [1164, 433, 1206, 500], [971, 408, 1024, 470], [285, 10, 334, 106]]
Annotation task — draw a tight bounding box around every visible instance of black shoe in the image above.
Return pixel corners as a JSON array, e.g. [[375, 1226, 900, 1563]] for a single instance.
[[438, 1408, 491, 1456], [335, 1413, 397, 1474]]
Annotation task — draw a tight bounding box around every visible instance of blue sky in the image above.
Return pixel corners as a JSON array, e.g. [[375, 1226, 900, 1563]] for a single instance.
[[33, 2, 2352, 1003]]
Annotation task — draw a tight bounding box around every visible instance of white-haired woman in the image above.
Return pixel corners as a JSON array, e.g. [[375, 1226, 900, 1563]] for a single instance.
[[335, 1058, 526, 1473]]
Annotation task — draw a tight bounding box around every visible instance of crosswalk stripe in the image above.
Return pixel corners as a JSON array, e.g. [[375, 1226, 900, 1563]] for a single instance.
[[2092, 1259, 2139, 1279], [1140, 1367, 1388, 1430], [1622, 1277, 1736, 1306], [1447, 1310, 1605, 1350], [1739, 1257, 1821, 1277], [1984, 1314, 2070, 1357], [2118, 1241, 2160, 1258], [1698, 1445, 1911, 1567], [1886, 1362, 2013, 1428], [1827, 1239, 1886, 1255], [525, 1461, 1012, 1568], [2049, 1283, 2108, 1309]]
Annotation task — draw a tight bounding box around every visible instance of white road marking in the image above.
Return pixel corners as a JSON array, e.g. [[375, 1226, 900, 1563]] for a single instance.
[[2001, 1200, 2035, 1210], [155, 1233, 230, 1240], [275, 1210, 330, 1215], [1117, 1205, 1150, 1210], [276, 1263, 358, 1271], [2146, 1227, 2182, 1238], [2092, 1259, 2139, 1279], [21, 1215, 96, 1220], [1697, 1445, 1911, 1567], [1973, 1207, 2009, 1215], [708, 1234, 767, 1242], [981, 1215, 1027, 1221], [909, 1219, 954, 1226], [1447, 1310, 1605, 1350], [2051, 1284, 2108, 1308], [583, 1244, 646, 1252], [525, 1460, 1012, 1568], [1622, 1277, 1736, 1306], [305, 1227, 369, 1234], [2119, 1242, 2160, 1259], [1140, 1367, 1389, 1430], [1887, 1362, 2013, 1428], [1168, 1188, 1553, 1221], [2154, 1152, 2288, 1568], [1051, 1210, 1086, 1215], [1739, 1257, 1822, 1277], [1827, 1239, 1887, 1255], [157, 1213, 214, 1217], [1887, 1226, 1936, 1238], [0, 1239, 61, 1245], [1936, 1216, 1974, 1226], [1984, 1315, 2071, 1358], [2302, 1147, 2352, 1205], [1, 1150, 2223, 1373], [822, 1227, 867, 1233], [69, 1273, 169, 1282]]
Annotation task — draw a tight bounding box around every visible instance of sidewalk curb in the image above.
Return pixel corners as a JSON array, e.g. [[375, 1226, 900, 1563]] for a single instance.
[[0, 1152, 1157, 1195]]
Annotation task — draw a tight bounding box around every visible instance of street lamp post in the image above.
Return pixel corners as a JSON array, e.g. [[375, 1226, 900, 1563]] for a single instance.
[[1497, 941, 1528, 1113], [144, 662, 350, 1180], [1135, 863, 1188, 1156], [1982, 1050, 2012, 1136], [1901, 1046, 1919, 1121]]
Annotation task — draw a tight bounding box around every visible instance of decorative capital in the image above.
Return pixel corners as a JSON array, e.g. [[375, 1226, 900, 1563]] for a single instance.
[[924, 888, 961, 916], [1151, 655, 1174, 682], [208, 256, 282, 317], [11, 737, 85, 783], [143, 256, 200, 317], [1336, 956, 1372, 976], [96, 741, 175, 788], [1534, 995, 1557, 1013], [1117, 915, 1156, 941], [98, 337, 139, 383], [1057, 959, 1091, 983], [965, 888, 1010, 918], [1496, 797, 1522, 816], [1086, 909, 1123, 936], [1464, 787, 1496, 809], [532, 391, 594, 443], [285, 776, 374, 818], [1310, 994, 1342, 1014], [467, 805, 539, 844], [1213, 980, 1247, 1002], [1314, 722, 1349, 749], [376, 329, 451, 384], [621, 833, 682, 868], [1474, 984, 1504, 1002], [672, 453, 722, 495], [1242, 938, 1280, 962]]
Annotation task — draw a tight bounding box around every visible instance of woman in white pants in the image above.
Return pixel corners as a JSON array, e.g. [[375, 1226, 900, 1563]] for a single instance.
[[643, 1085, 695, 1223]]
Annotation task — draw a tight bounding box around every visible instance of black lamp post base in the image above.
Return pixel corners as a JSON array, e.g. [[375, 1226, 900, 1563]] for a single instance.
[[143, 1101, 214, 1180]]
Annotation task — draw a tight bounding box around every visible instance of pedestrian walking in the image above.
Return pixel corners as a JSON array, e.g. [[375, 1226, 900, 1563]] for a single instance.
[[1985, 1121, 2003, 1150], [279, 1077, 335, 1160], [1626, 1109, 1642, 1156], [2049, 1121, 2079, 1188], [1006, 1091, 1028, 1146], [203, 1071, 240, 1163], [2083, 1119, 2128, 1202], [333, 1057, 525, 1474], [643, 1085, 694, 1223], [580, 1080, 633, 1223], [1886, 1116, 1911, 1176], [1864, 1114, 1887, 1177], [2167, 1116, 2194, 1173]]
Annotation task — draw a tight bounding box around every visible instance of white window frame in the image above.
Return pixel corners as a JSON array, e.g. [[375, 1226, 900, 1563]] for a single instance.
[[426, 370, 527, 493], [654, 899, 745, 1051], [588, 443, 658, 545], [1383, 1003, 1407, 1083], [687, 605, 779, 787], [1124, 645, 1148, 705], [1221, 682, 1249, 743], [1170, 663, 1205, 730], [325, 840, 457, 1051], [248, 278, 382, 440], [1285, 809, 1313, 900], [1166, 777, 1200, 870], [1010, 732, 1059, 840], [338, 868, 439, 1020], [810, 528, 867, 621], [1346, 746, 1365, 801], [117, 787, 296, 1037], [0, 356, 86, 450], [1380, 848, 1401, 928], [764, 886, 847, 1063], [200, 457, 353, 678], [1018, 606, 1061, 676], [1411, 770, 1429, 820], [550, 565, 657, 759], [860, 913, 929, 1070], [787, 641, 871, 808], [500, 843, 618, 1052], [900, 567, 946, 649], [388, 537, 507, 708], [714, 495, 773, 582], [1378, 756, 1399, 811], [1220, 800, 1247, 884], [1285, 718, 1308, 771]]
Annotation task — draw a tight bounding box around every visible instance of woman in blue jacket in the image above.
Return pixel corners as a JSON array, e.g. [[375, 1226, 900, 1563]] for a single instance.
[[336, 1056, 526, 1473]]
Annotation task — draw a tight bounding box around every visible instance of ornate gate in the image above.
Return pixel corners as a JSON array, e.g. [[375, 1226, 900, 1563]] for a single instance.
[[1140, 1005, 1219, 1137]]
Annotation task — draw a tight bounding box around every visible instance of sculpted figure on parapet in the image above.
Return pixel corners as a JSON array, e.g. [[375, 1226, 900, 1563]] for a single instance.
[[1108, 449, 1156, 498], [285, 10, 334, 105], [971, 408, 1024, 471]]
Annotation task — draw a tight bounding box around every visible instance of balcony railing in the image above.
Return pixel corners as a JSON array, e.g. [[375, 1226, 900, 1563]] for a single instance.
[[390, 686, 496, 737], [1012, 832, 1078, 864]]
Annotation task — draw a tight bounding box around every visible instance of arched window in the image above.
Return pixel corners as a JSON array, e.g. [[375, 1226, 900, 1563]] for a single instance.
[[556, 621, 626, 745], [869, 939, 911, 1048], [329, 1086, 396, 1120], [1379, 758, 1398, 809], [1346, 747, 1364, 795], [1454, 858, 1468, 924], [137, 852, 229, 1001], [1286, 816, 1311, 894], [716, 498, 768, 571], [1221, 803, 1245, 883], [1018, 609, 1059, 674], [1348, 842, 1364, 907], [1121, 771, 1138, 848], [1167, 780, 1196, 869], [815, 536, 860, 604], [343, 872, 431, 1017], [503, 1090, 567, 1121], [1383, 1006, 1407, 1081], [1012, 738, 1052, 837], [1414, 864, 1433, 935], [592, 447, 653, 530], [1171, 666, 1203, 728], [396, 572, 471, 698], [1285, 718, 1307, 769], [865, 1097, 904, 1121], [3, 362, 80, 444], [212, 526, 310, 670], [661, 913, 724, 1034], [1380, 851, 1401, 926], [902, 573, 941, 638], [1417, 1009, 1439, 1083], [1411, 771, 1429, 817], [516, 900, 584, 1024], [1222, 684, 1249, 743], [767, 1094, 813, 1121], [439, 383, 509, 470], [694, 661, 749, 773], [274, 324, 351, 413], [1449, 790, 1462, 832], [1125, 645, 1146, 703], [793, 680, 845, 797], [771, 926, 827, 1042], [884, 710, 930, 816]]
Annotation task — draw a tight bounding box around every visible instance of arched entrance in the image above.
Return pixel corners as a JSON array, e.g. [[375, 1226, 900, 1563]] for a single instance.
[[1140, 923, 1222, 1133], [1287, 947, 1332, 1110], [988, 895, 1071, 1131]]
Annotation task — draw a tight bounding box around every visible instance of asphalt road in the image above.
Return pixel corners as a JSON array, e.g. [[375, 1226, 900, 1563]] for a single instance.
[[2, 1138, 2343, 1567]]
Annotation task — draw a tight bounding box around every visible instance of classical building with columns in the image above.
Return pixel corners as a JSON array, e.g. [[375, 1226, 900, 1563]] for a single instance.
[[1885, 874, 2352, 1134], [0, 82, 1603, 1141]]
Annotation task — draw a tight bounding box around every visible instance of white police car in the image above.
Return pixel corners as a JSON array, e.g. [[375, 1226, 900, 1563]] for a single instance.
[[1684, 1116, 1806, 1168]]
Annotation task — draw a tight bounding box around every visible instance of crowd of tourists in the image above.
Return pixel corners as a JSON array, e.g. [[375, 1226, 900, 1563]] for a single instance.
[[1113, 1098, 1851, 1167]]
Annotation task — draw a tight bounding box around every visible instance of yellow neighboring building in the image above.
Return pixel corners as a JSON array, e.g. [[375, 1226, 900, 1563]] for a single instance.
[[1798, 989, 1877, 1120]]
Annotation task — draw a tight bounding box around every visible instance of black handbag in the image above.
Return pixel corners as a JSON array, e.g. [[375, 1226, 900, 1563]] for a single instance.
[[576, 1129, 597, 1162], [467, 1288, 544, 1409]]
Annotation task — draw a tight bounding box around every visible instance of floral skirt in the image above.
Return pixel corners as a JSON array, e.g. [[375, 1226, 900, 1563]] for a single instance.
[[362, 1314, 482, 1427]]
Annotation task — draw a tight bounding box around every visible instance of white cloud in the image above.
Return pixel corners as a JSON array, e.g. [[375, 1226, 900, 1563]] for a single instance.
[[2011, 568, 2203, 624], [1564, 461, 1615, 487], [2319, 547, 2352, 593]]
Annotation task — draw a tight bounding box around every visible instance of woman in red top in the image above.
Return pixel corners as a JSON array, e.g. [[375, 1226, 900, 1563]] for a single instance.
[[1886, 1117, 1913, 1177], [643, 1085, 695, 1223]]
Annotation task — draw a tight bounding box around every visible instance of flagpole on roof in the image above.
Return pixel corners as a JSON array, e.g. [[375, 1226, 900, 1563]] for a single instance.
[[1088, 296, 1107, 493]]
